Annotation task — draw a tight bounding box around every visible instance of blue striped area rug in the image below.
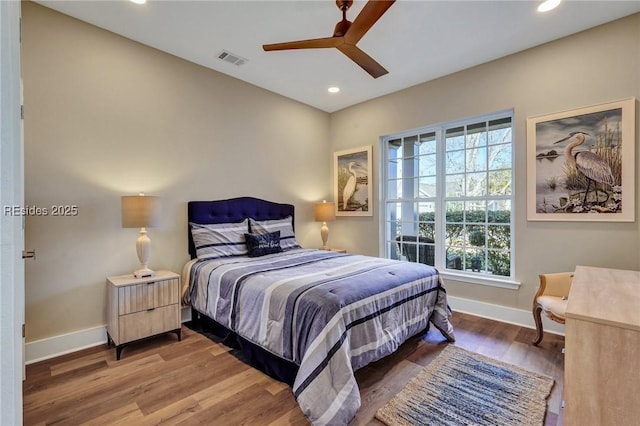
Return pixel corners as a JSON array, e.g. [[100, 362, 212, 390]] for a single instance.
[[375, 345, 554, 426]]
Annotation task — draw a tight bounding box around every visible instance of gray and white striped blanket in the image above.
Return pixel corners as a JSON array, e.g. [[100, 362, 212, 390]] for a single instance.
[[183, 248, 455, 425]]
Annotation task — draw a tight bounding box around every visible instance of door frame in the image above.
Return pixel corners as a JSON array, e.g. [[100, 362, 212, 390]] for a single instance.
[[0, 1, 25, 424]]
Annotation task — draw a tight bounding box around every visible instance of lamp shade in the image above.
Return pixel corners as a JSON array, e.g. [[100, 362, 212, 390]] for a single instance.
[[314, 201, 336, 222], [121, 195, 161, 228]]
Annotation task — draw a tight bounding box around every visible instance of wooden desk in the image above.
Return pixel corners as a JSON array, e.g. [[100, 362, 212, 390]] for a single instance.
[[564, 265, 640, 426]]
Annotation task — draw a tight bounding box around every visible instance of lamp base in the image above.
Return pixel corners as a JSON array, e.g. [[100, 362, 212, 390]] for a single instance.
[[134, 267, 155, 279], [320, 222, 330, 251]]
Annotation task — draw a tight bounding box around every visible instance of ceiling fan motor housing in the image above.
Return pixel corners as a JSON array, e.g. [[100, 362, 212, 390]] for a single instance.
[[334, 20, 351, 37]]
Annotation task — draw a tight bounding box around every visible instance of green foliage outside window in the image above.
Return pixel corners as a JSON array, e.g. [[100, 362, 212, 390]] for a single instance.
[[417, 210, 511, 276]]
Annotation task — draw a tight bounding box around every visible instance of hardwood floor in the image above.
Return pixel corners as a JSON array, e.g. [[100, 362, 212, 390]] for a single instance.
[[23, 312, 565, 425]]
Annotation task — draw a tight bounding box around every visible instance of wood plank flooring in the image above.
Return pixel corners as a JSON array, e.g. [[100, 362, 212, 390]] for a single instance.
[[23, 312, 565, 425]]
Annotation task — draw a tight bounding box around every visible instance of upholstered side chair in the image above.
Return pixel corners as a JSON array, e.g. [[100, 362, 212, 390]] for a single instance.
[[532, 272, 573, 345]]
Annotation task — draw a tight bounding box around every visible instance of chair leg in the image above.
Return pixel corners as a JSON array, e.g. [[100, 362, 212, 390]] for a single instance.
[[532, 304, 544, 346]]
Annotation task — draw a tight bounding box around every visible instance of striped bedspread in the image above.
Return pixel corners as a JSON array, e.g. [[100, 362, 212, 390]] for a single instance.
[[183, 248, 455, 425]]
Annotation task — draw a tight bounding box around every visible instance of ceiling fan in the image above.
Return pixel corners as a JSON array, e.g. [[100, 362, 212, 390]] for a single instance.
[[262, 0, 396, 79]]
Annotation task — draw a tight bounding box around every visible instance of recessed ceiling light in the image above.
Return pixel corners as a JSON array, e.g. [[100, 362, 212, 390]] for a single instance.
[[130, 0, 147, 5], [538, 0, 561, 12], [328, 87, 340, 94]]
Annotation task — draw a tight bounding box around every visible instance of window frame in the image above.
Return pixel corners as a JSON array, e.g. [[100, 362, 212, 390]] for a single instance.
[[379, 109, 519, 289]]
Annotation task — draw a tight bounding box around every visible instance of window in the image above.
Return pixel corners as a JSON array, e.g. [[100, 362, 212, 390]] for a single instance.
[[382, 111, 514, 282]]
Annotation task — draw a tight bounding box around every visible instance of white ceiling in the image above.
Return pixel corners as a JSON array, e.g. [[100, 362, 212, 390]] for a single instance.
[[35, 0, 640, 113]]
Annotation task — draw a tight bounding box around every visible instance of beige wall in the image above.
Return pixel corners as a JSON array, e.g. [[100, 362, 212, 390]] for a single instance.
[[22, 3, 331, 341], [22, 2, 640, 343], [328, 13, 640, 310]]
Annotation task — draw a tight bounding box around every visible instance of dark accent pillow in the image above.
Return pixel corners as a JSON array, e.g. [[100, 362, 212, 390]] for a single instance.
[[245, 231, 283, 257]]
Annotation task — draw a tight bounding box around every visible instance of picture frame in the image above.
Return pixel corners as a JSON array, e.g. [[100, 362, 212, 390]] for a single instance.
[[526, 97, 636, 221], [334, 145, 373, 216]]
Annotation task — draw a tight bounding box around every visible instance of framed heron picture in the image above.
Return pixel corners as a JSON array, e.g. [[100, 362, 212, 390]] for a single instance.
[[526, 97, 636, 221], [334, 145, 372, 216]]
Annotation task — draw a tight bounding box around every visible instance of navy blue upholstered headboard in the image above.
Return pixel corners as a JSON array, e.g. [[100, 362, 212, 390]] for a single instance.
[[187, 197, 295, 258]]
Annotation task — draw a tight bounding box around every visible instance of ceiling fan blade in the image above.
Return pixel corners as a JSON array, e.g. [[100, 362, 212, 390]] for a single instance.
[[263, 36, 343, 51], [337, 44, 388, 78], [344, 0, 395, 45]]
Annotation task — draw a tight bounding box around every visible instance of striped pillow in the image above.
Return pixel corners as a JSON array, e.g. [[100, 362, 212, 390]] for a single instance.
[[249, 216, 300, 251], [190, 219, 249, 259]]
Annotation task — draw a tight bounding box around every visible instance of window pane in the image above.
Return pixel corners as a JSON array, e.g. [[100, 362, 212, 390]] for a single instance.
[[399, 223, 420, 241], [466, 147, 487, 172], [388, 139, 402, 160], [446, 174, 465, 197], [388, 159, 402, 180], [488, 143, 512, 170], [387, 221, 400, 240], [488, 200, 511, 223], [446, 150, 465, 174], [466, 172, 487, 196], [418, 202, 435, 240], [488, 117, 512, 145], [404, 135, 418, 157], [488, 224, 510, 249], [446, 201, 463, 223], [388, 138, 402, 150], [419, 132, 436, 154], [388, 241, 402, 260], [467, 248, 485, 272], [386, 202, 401, 222], [397, 242, 435, 266], [418, 153, 437, 176], [466, 122, 487, 148], [445, 247, 463, 270], [488, 249, 510, 276], [445, 224, 464, 246], [446, 126, 465, 150], [405, 178, 418, 198], [465, 201, 486, 222], [419, 222, 435, 240], [418, 176, 436, 198], [466, 224, 486, 248], [489, 170, 512, 196], [388, 138, 403, 180], [396, 201, 421, 222], [387, 178, 399, 199]]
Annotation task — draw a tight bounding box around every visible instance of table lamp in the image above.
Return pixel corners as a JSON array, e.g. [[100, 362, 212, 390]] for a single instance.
[[121, 194, 161, 278], [314, 200, 336, 250]]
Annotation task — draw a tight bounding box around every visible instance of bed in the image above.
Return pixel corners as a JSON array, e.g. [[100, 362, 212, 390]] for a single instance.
[[182, 197, 455, 425]]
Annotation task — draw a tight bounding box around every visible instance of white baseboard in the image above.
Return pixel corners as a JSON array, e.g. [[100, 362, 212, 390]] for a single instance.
[[448, 295, 565, 335], [25, 299, 561, 365], [25, 325, 107, 365]]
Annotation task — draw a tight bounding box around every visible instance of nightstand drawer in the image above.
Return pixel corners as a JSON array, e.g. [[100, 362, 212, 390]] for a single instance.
[[118, 277, 179, 315], [118, 304, 180, 344]]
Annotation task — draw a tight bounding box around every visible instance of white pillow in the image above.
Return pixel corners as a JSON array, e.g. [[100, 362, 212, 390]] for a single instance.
[[249, 216, 300, 251], [190, 219, 249, 259]]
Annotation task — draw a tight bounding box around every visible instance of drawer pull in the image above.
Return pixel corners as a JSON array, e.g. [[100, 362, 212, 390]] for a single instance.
[[147, 281, 156, 285], [147, 308, 155, 312]]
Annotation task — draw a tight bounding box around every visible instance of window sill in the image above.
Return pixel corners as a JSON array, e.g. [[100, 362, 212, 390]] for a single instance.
[[439, 270, 521, 290]]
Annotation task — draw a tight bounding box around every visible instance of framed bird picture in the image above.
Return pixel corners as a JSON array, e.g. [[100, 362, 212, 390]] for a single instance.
[[526, 97, 636, 221], [334, 145, 373, 216]]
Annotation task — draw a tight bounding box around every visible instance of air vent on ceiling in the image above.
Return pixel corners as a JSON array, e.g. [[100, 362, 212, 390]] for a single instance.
[[217, 50, 247, 66]]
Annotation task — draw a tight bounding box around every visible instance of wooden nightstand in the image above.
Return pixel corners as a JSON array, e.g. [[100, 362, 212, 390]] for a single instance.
[[106, 270, 181, 360]]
